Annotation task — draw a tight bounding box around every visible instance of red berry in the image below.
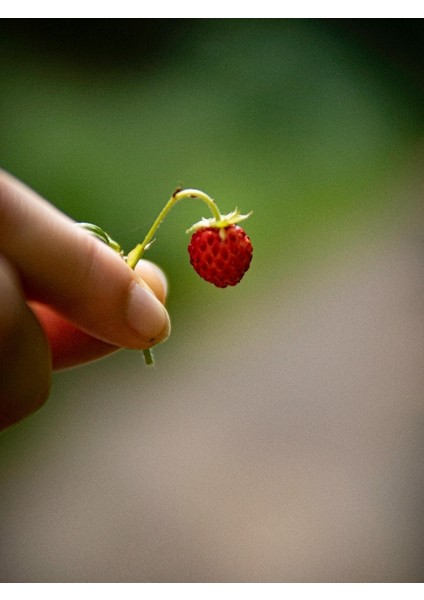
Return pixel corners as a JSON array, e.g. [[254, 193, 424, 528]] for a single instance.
[[188, 225, 253, 288]]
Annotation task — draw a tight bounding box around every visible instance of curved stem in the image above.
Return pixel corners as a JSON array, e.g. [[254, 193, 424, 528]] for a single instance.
[[126, 188, 222, 269], [128, 188, 222, 367]]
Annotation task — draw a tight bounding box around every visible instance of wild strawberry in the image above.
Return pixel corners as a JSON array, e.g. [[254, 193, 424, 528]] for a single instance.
[[188, 224, 253, 288]]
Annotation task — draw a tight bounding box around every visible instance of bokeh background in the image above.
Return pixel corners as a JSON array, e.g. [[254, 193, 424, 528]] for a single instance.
[[0, 19, 423, 582]]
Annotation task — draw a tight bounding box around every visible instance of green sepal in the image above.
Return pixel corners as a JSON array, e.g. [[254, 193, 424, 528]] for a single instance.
[[185, 208, 252, 234], [79, 222, 123, 254]]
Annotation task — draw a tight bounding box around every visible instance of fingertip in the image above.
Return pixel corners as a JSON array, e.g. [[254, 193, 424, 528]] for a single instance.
[[126, 281, 170, 347], [134, 260, 168, 305]]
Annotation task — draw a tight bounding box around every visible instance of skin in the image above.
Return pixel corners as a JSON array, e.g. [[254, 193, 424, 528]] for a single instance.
[[0, 170, 170, 431]]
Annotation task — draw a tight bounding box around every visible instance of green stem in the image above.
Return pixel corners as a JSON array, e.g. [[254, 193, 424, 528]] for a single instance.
[[142, 348, 155, 366], [126, 188, 222, 269], [127, 188, 222, 367]]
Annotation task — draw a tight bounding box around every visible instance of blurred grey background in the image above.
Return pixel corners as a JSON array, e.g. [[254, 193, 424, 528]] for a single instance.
[[0, 19, 423, 581]]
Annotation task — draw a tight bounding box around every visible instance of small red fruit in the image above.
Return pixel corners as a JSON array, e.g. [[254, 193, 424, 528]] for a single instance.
[[188, 224, 253, 288]]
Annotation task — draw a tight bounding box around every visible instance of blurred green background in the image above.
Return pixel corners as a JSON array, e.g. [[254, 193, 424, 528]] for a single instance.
[[1, 20, 423, 307], [1, 19, 423, 582]]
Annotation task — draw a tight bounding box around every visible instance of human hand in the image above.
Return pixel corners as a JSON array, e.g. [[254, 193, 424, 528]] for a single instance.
[[0, 170, 170, 430]]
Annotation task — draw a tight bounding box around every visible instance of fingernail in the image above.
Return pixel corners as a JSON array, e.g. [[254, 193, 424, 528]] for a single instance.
[[127, 282, 170, 345]]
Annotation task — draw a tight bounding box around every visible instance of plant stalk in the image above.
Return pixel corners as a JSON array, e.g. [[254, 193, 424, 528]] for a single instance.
[[128, 189, 222, 367], [126, 188, 221, 270]]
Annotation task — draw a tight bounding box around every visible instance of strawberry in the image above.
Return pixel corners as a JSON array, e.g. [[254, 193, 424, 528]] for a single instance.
[[188, 224, 253, 288]]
